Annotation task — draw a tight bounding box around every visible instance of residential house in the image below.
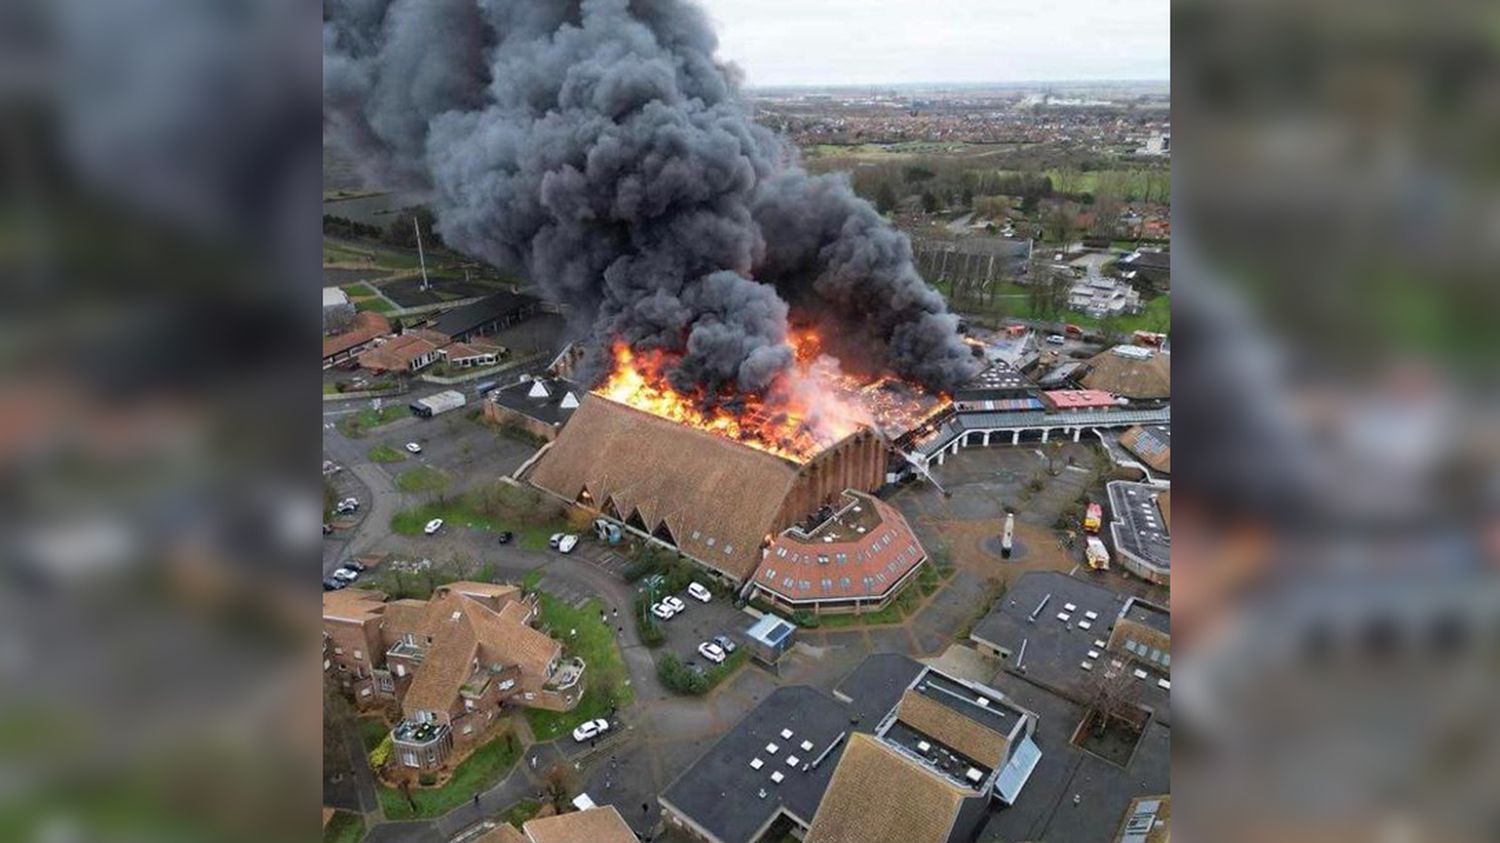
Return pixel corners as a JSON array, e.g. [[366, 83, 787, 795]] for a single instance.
[[322, 582, 583, 772], [356, 329, 449, 374], [323, 311, 392, 368]]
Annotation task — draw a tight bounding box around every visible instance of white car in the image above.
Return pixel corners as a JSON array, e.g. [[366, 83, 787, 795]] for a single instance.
[[571, 718, 610, 743], [663, 595, 686, 613], [405, 442, 422, 454], [687, 582, 712, 603], [332, 566, 360, 582], [556, 534, 579, 554], [423, 518, 444, 535], [1046, 334, 1066, 345], [697, 642, 726, 664], [650, 602, 676, 621]]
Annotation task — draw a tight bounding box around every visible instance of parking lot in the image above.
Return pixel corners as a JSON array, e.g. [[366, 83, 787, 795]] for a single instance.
[[645, 585, 752, 667], [363, 410, 539, 494]]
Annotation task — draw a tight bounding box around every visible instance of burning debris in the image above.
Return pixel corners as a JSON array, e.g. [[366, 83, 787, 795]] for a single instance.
[[323, 0, 980, 410]]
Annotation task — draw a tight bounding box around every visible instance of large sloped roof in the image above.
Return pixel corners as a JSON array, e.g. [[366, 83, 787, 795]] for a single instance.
[[895, 689, 1010, 769], [1081, 346, 1171, 399], [804, 733, 970, 843], [530, 395, 802, 580]]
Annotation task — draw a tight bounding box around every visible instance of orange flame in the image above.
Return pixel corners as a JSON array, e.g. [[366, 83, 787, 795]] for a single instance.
[[593, 336, 950, 463]]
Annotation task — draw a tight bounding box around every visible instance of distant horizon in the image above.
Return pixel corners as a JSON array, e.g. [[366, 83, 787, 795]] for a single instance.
[[742, 78, 1170, 93], [699, 0, 1169, 88]]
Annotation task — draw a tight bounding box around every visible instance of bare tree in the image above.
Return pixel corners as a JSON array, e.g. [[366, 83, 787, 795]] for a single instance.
[[1084, 666, 1140, 736], [542, 762, 577, 813]]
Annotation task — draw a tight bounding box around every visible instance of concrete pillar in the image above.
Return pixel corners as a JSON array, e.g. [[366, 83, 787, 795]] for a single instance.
[[1073, 427, 1082, 443], [1012, 430, 1021, 445], [1042, 429, 1050, 443], [982, 432, 991, 447], [937, 449, 945, 466]]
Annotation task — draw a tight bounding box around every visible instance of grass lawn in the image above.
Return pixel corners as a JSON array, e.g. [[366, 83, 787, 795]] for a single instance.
[[324, 810, 366, 843], [324, 382, 341, 395], [396, 465, 450, 494], [368, 444, 407, 463], [390, 498, 569, 544], [356, 297, 397, 314], [341, 282, 380, 298], [357, 716, 389, 752], [338, 405, 409, 438], [524, 592, 634, 742], [701, 647, 749, 691], [378, 732, 521, 821], [498, 799, 541, 829]]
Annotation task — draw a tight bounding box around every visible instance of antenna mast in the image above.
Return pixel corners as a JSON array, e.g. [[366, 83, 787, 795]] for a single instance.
[[414, 216, 430, 291]]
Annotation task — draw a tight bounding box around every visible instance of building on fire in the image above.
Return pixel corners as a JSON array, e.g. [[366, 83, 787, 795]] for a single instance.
[[527, 393, 913, 596], [322, 582, 583, 772]]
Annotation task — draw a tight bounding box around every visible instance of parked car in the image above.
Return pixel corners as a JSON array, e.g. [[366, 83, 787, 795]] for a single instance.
[[551, 533, 578, 553], [687, 582, 712, 603], [548, 533, 563, 549], [663, 595, 686, 613], [571, 719, 610, 743], [697, 642, 726, 664], [340, 497, 359, 510], [341, 560, 367, 572], [712, 634, 738, 654], [1046, 334, 1066, 345], [650, 602, 676, 621], [405, 442, 422, 454], [322, 577, 347, 591], [423, 518, 444, 535], [497, 531, 514, 544], [332, 567, 360, 582]]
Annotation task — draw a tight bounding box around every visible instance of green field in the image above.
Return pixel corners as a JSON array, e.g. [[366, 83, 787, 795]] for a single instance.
[[395, 466, 450, 494], [524, 592, 634, 741], [378, 732, 522, 820], [324, 810, 366, 843], [341, 282, 380, 298], [368, 444, 407, 463], [338, 405, 409, 438], [356, 297, 397, 314]]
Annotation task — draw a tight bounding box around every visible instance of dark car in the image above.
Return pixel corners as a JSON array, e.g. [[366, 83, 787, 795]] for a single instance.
[[712, 634, 738, 654], [341, 560, 367, 573], [322, 577, 347, 591], [497, 531, 514, 544]]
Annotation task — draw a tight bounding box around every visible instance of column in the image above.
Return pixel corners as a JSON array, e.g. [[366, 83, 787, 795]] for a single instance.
[[1073, 427, 1082, 442], [982, 432, 991, 447], [1042, 429, 1050, 443], [1012, 430, 1020, 445]]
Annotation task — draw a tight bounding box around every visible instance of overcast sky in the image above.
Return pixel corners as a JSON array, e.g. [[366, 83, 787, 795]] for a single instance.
[[696, 0, 1169, 87]]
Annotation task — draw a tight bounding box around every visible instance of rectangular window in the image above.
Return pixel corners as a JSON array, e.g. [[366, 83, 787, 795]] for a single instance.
[[353, 650, 363, 660], [333, 647, 343, 655], [1150, 648, 1163, 664]]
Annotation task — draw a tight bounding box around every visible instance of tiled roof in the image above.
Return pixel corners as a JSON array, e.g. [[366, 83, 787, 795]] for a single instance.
[[755, 493, 926, 603], [322, 588, 387, 623], [1044, 389, 1118, 409], [1118, 425, 1171, 473], [356, 330, 446, 372], [1081, 347, 1170, 399], [804, 733, 969, 843], [530, 395, 802, 581], [322, 311, 391, 359], [522, 806, 636, 843], [388, 589, 560, 718], [895, 689, 1010, 769]]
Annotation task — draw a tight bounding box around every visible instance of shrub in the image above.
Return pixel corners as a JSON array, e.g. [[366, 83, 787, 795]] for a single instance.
[[368, 734, 392, 771], [656, 652, 709, 695], [418, 772, 437, 787], [634, 596, 665, 647], [791, 610, 821, 628]]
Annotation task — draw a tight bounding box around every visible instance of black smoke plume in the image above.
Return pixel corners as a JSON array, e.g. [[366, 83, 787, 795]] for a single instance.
[[324, 0, 979, 393]]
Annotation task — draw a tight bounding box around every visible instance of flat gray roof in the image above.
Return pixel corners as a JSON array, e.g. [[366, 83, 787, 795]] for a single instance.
[[1107, 481, 1170, 572]]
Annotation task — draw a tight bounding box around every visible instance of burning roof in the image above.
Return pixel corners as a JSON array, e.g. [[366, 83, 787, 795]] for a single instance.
[[528, 394, 889, 582]]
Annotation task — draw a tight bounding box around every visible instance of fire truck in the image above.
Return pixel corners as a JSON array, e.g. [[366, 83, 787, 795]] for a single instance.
[[1085, 535, 1110, 570], [1083, 502, 1102, 533]]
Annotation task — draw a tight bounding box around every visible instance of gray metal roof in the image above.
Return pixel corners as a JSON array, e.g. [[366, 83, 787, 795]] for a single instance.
[[914, 406, 1171, 457]]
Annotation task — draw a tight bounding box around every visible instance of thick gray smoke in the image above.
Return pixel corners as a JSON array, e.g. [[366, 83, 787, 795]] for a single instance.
[[324, 0, 979, 393]]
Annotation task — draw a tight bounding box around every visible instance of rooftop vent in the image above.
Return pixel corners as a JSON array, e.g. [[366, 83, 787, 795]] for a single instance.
[[750, 758, 763, 770], [966, 767, 984, 784], [527, 381, 550, 398], [560, 392, 580, 409], [917, 741, 931, 753], [770, 771, 784, 784], [780, 729, 793, 739], [765, 742, 778, 754]]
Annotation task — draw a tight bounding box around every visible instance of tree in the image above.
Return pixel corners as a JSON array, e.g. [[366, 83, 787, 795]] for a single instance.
[[874, 182, 897, 215], [1046, 440, 1065, 476], [1084, 667, 1140, 736], [542, 762, 577, 813], [920, 191, 939, 214]]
